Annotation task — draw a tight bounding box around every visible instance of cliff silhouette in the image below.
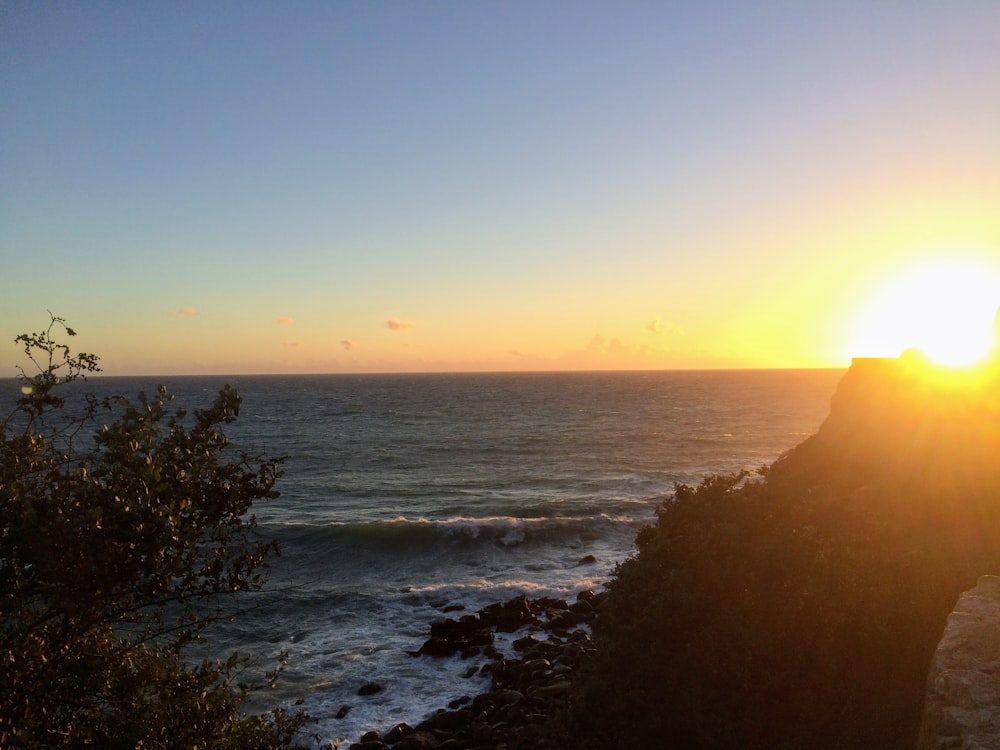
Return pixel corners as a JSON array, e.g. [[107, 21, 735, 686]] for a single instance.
[[575, 314, 1000, 749]]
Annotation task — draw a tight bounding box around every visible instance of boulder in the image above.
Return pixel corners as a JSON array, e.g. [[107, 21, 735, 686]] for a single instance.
[[418, 615, 494, 657], [391, 730, 442, 750], [421, 708, 473, 731], [918, 575, 1000, 750], [383, 722, 414, 744], [480, 593, 535, 632]]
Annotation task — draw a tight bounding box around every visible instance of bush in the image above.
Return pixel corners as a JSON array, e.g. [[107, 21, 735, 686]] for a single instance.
[[572, 366, 1000, 749], [0, 316, 312, 747]]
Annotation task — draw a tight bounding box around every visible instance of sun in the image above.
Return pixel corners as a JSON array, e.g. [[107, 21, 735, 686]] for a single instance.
[[850, 257, 1000, 368]]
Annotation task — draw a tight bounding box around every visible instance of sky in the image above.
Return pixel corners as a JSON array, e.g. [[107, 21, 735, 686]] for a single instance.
[[2, 2, 999, 375]]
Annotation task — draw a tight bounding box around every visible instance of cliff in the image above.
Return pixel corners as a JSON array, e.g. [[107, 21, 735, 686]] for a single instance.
[[793, 356, 1000, 750], [772, 354, 1000, 501], [575, 351, 1000, 749]]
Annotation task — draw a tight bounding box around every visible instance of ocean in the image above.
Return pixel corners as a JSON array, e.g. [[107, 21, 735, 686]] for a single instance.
[[5, 369, 844, 745]]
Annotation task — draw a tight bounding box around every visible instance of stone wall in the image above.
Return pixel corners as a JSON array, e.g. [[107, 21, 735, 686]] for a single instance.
[[918, 575, 1000, 750]]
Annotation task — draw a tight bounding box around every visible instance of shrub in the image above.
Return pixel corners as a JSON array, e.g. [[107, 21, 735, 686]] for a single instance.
[[0, 316, 312, 747]]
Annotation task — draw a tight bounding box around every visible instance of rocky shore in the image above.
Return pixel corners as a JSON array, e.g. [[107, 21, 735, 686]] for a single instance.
[[338, 590, 603, 750]]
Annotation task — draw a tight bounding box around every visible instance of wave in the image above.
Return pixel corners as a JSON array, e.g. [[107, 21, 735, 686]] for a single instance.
[[263, 512, 643, 553]]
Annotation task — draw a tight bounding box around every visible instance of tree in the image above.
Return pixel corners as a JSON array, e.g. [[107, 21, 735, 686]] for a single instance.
[[1, 316, 312, 747]]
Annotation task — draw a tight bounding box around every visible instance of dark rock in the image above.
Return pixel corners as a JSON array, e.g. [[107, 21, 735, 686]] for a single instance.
[[419, 614, 495, 657], [384, 722, 414, 743], [335, 704, 352, 719], [422, 708, 474, 731], [358, 682, 384, 696], [371, 592, 600, 750], [512, 634, 540, 652], [530, 679, 572, 698], [360, 730, 382, 743], [472, 689, 524, 711], [430, 614, 479, 639], [415, 637, 454, 657], [392, 731, 442, 750], [348, 742, 387, 750], [479, 594, 535, 632]]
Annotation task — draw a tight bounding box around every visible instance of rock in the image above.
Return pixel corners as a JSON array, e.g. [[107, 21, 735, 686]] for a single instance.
[[335, 704, 352, 719], [418, 614, 495, 656], [576, 554, 597, 565], [360, 731, 382, 743], [383, 722, 414, 743], [530, 679, 572, 698], [479, 594, 535, 632], [392, 730, 442, 750], [472, 689, 524, 711], [369, 591, 602, 749], [358, 682, 384, 696], [918, 575, 1000, 750], [422, 708, 473, 731], [512, 634, 540, 652]]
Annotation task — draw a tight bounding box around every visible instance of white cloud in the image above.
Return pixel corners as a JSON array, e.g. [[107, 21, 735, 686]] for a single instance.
[[386, 318, 415, 331], [647, 318, 684, 335]]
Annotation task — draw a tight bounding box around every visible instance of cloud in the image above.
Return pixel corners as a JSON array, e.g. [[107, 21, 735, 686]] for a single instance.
[[339, 339, 355, 351], [276, 317, 294, 326], [282, 341, 303, 348], [588, 334, 626, 354], [175, 307, 198, 317], [385, 318, 415, 331], [647, 319, 684, 335]]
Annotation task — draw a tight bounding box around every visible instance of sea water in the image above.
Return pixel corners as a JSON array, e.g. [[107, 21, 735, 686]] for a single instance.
[[3, 369, 843, 745]]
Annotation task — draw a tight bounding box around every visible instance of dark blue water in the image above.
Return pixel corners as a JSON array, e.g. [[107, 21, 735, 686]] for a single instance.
[[2, 369, 844, 744]]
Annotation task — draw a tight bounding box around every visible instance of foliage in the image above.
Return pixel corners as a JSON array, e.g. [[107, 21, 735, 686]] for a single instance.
[[571, 365, 1000, 749], [1, 316, 312, 747]]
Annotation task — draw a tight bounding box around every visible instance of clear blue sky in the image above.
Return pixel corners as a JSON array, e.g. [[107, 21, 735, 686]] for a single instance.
[[3, 2, 999, 374]]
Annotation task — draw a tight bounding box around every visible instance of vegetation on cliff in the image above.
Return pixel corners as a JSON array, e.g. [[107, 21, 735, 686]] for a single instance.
[[0, 317, 311, 747], [572, 357, 1000, 749]]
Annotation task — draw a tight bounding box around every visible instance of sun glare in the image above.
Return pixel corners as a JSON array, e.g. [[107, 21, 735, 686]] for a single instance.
[[850, 258, 1000, 368]]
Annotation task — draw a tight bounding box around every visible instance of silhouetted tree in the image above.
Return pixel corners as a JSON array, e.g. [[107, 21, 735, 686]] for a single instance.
[[1, 315, 311, 747]]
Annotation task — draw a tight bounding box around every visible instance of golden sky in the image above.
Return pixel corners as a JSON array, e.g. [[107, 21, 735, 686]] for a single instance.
[[3, 4, 999, 375]]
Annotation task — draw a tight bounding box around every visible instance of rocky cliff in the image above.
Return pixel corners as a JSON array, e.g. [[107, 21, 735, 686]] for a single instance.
[[773, 354, 1000, 498], [771, 354, 1000, 748], [571, 349, 1000, 749]]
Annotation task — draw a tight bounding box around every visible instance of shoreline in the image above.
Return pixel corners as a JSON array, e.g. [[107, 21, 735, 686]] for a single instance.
[[336, 591, 604, 750]]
